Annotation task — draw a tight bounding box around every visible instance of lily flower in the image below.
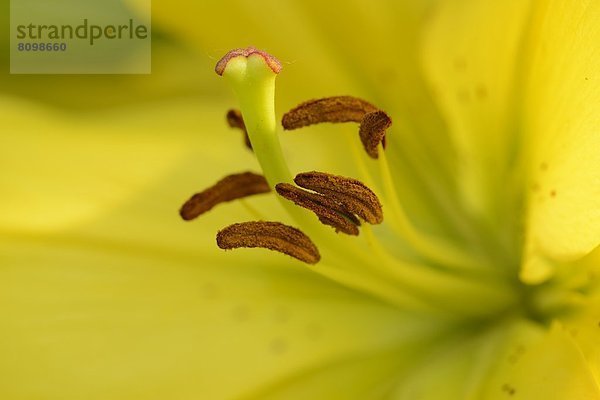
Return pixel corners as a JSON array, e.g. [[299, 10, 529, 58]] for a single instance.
[[1, 0, 599, 399]]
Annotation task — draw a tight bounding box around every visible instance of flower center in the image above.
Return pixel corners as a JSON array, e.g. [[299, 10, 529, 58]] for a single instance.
[[182, 47, 583, 325]]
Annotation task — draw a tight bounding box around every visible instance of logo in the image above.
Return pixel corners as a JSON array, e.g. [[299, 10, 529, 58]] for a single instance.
[[10, 0, 151, 74]]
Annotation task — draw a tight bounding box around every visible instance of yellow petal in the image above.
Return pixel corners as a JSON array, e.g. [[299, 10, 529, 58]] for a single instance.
[[558, 285, 600, 382], [522, 0, 600, 282], [482, 322, 600, 399]]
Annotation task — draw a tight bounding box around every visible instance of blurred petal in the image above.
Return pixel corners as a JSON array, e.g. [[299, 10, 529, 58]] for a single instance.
[[150, 0, 357, 97], [421, 0, 532, 225], [522, 0, 600, 282], [0, 236, 427, 400], [0, 97, 194, 232]]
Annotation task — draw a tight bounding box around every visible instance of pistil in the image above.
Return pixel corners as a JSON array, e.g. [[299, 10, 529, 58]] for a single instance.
[[216, 48, 291, 188]]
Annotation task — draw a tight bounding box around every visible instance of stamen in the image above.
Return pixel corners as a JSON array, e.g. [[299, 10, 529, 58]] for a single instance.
[[180, 172, 270, 221], [282, 96, 378, 127], [294, 171, 384, 225], [281, 96, 391, 158], [216, 221, 321, 264], [275, 183, 360, 235], [226, 109, 252, 150], [215, 47, 282, 76], [359, 111, 392, 158]]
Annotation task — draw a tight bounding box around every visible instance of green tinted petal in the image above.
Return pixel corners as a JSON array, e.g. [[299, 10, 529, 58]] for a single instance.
[[522, 0, 600, 282], [238, 347, 410, 400], [388, 319, 542, 399]]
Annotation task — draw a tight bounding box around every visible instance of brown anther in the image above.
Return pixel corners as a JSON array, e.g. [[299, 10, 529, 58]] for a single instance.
[[216, 221, 320, 264], [282, 96, 378, 128], [215, 47, 282, 76], [359, 111, 392, 158], [226, 109, 252, 150], [294, 171, 383, 224], [180, 172, 270, 221], [276, 183, 360, 235], [281, 96, 391, 159]]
